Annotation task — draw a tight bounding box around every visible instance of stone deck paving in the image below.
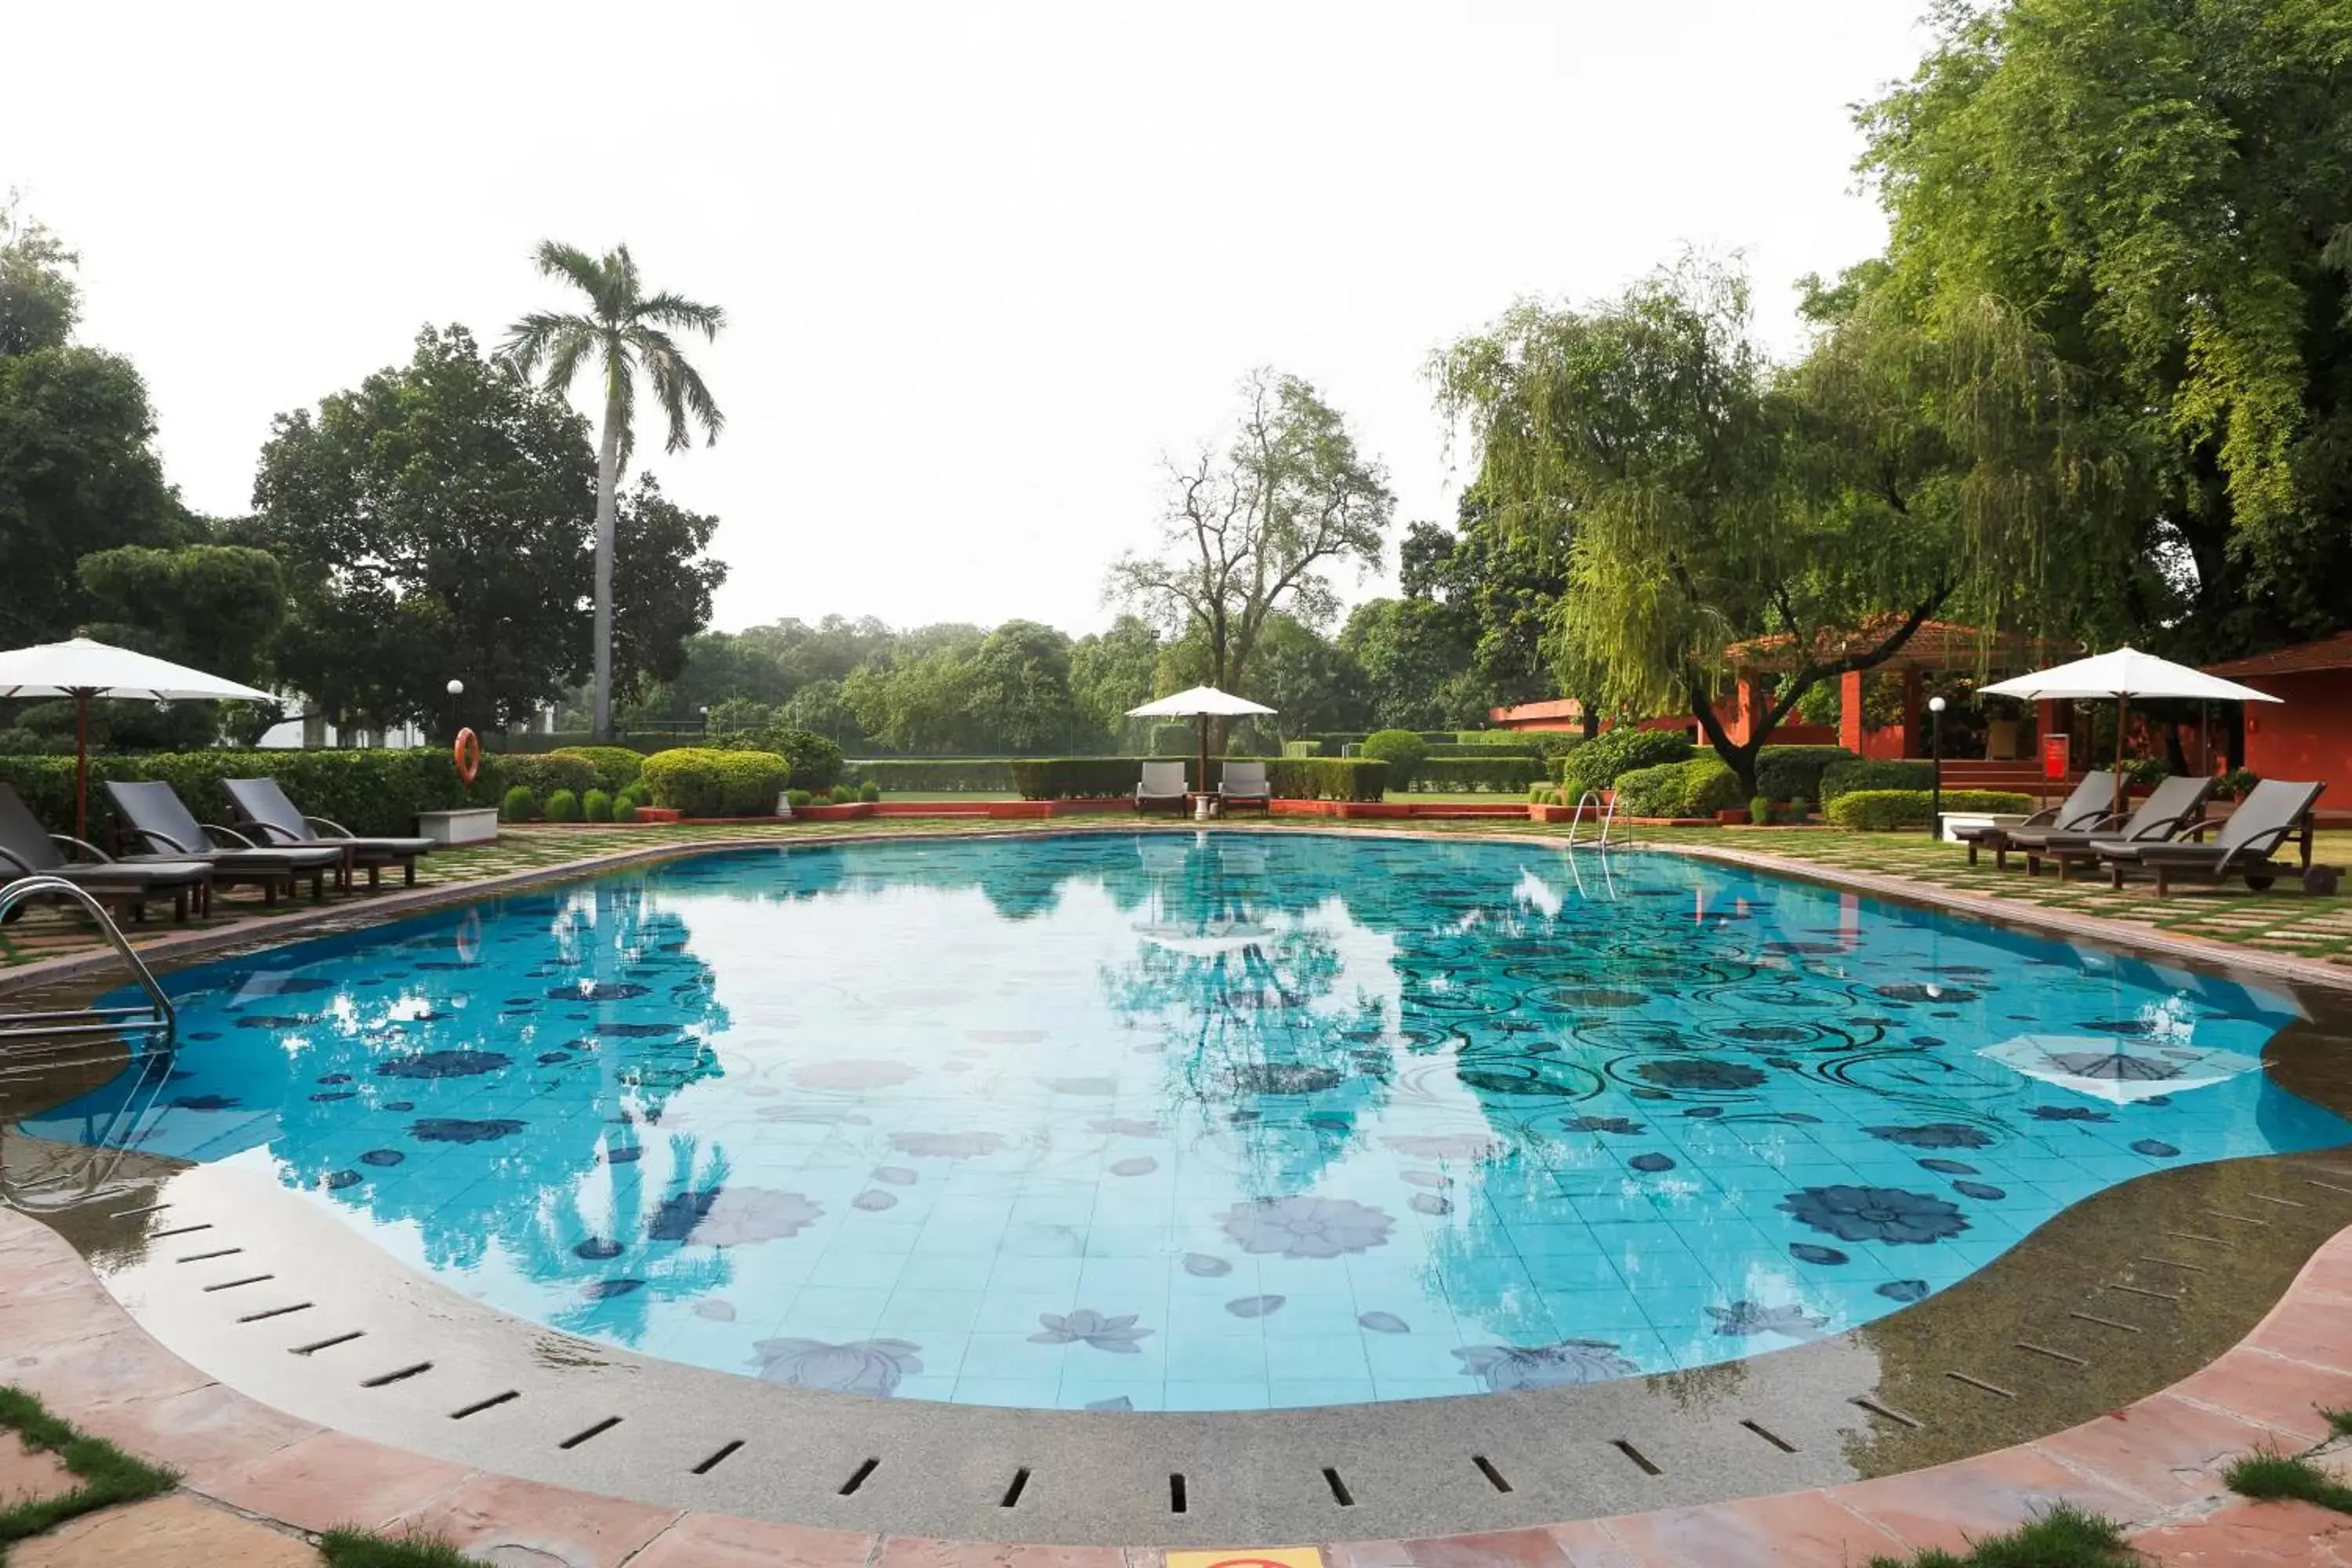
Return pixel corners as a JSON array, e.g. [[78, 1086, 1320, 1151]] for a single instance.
[[5, 1206, 2352, 1564]]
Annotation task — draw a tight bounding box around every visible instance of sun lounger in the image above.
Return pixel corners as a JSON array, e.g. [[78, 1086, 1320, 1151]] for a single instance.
[[103, 780, 344, 903], [0, 783, 212, 922], [1134, 760, 1189, 815], [1218, 760, 1272, 816], [2025, 774, 2217, 880], [2097, 779, 2325, 895], [1954, 771, 2116, 868], [223, 777, 434, 891]]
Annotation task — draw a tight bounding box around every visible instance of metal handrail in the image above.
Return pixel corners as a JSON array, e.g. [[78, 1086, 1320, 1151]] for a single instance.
[[0, 876, 176, 1044], [1565, 789, 1629, 850]]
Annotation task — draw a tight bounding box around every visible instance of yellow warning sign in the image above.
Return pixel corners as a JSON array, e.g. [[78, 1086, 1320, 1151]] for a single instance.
[[1164, 1551, 1324, 1568]]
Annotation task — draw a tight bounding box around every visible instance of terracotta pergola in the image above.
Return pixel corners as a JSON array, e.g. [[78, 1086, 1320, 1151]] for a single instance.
[[1720, 617, 2067, 758]]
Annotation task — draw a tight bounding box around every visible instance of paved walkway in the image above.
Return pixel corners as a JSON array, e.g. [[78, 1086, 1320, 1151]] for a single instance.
[[5, 1206, 2352, 1565]]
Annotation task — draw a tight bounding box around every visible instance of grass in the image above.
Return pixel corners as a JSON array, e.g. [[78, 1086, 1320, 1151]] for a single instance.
[[0, 1385, 178, 1559], [2223, 1448, 2352, 1513], [1861, 1503, 2139, 1567], [319, 1526, 481, 1567]]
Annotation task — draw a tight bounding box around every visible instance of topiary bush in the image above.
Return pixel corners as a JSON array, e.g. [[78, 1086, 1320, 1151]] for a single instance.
[[858, 781, 881, 803], [549, 746, 644, 792], [1754, 746, 1857, 804], [639, 748, 790, 817], [1559, 728, 1693, 800], [583, 787, 613, 822], [612, 797, 637, 823], [1407, 755, 1543, 793], [826, 783, 857, 804], [1610, 757, 1742, 818], [618, 778, 652, 808], [1825, 788, 2034, 830], [1817, 757, 1936, 804], [498, 753, 599, 800], [786, 788, 815, 808], [500, 784, 538, 822], [728, 726, 844, 793], [1748, 794, 1773, 825], [542, 788, 580, 823], [1359, 730, 1428, 790]]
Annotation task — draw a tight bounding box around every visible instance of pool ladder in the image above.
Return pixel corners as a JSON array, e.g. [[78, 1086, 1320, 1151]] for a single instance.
[[0, 876, 177, 1048], [1564, 789, 1630, 849]]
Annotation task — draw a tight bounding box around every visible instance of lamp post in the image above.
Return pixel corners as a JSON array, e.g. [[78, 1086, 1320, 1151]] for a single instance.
[[1927, 695, 1947, 840], [699, 705, 711, 737], [445, 679, 463, 741]]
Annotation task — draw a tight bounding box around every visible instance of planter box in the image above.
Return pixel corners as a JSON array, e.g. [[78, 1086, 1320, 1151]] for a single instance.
[[1716, 808, 1751, 826], [633, 807, 683, 823], [1528, 803, 1573, 824], [417, 807, 498, 846], [794, 802, 874, 822]]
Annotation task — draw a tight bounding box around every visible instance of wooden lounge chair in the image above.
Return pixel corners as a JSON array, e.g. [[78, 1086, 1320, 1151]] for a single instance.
[[0, 783, 212, 923], [2026, 774, 2216, 880], [103, 780, 344, 903], [1218, 760, 1272, 817], [2098, 779, 2325, 895], [1954, 771, 2116, 868], [223, 777, 434, 891], [1134, 760, 1189, 815]]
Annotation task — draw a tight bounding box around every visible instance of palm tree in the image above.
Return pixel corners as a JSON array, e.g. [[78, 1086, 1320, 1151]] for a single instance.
[[504, 242, 725, 740]]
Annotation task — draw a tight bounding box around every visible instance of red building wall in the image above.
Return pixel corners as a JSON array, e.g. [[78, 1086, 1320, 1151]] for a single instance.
[[2241, 670, 2352, 792]]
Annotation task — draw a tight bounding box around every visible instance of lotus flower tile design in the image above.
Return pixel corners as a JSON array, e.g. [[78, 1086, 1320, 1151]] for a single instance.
[[1030, 1310, 1152, 1352], [1705, 1300, 1828, 1338], [1219, 1196, 1394, 1258], [684, 1187, 825, 1247], [749, 1338, 923, 1395], [1454, 1340, 1639, 1390], [1781, 1185, 1969, 1245]]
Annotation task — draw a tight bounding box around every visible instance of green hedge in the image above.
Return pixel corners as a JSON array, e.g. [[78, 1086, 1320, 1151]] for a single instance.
[[721, 727, 845, 792], [1559, 728, 1693, 798], [1819, 758, 1936, 804], [1406, 755, 1544, 793], [1426, 740, 1541, 759], [1150, 724, 1196, 757], [499, 753, 599, 799], [639, 748, 791, 816], [1360, 730, 1429, 787], [1754, 746, 1857, 803], [1610, 757, 1744, 818], [488, 729, 707, 755], [1826, 788, 2035, 830], [1007, 756, 1389, 802], [550, 746, 644, 791], [850, 758, 1017, 793], [0, 748, 502, 843]]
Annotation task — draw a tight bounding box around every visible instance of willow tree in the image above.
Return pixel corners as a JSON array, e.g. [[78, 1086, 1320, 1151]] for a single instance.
[[1432, 257, 2092, 794], [1109, 368, 1393, 706]]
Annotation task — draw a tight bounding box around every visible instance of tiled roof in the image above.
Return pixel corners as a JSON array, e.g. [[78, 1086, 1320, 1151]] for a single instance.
[[2204, 631, 2352, 678]]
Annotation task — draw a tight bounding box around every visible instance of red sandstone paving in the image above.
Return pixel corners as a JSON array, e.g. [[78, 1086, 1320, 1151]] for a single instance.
[[873, 1538, 1136, 1567], [386, 1471, 681, 1566], [2033, 1394, 2288, 1508], [623, 1513, 878, 1568], [1823, 1446, 2147, 1558], [2169, 1348, 2352, 1446], [0, 1432, 76, 1507], [1596, 1491, 1908, 1568], [2127, 1499, 2352, 1567], [9, 1495, 318, 1568], [2247, 1290, 2352, 1374], [1330, 1526, 1580, 1566], [69, 1379, 319, 1476], [180, 1430, 474, 1534]]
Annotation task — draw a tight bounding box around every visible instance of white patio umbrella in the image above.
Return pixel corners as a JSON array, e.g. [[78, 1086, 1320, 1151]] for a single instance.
[[0, 637, 276, 840], [1126, 685, 1276, 798], [1979, 647, 2280, 817]]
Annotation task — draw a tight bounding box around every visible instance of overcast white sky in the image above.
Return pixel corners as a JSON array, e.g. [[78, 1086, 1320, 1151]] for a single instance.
[[8, 2, 1933, 637]]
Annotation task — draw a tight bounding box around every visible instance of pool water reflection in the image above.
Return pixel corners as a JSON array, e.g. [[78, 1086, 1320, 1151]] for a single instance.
[[27, 833, 2352, 1410]]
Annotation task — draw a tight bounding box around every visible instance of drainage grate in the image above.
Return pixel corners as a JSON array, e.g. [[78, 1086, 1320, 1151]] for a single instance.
[[2138, 1254, 2208, 1274], [1610, 1439, 1661, 1477], [2107, 1282, 2181, 1302], [2205, 1208, 2270, 1228], [2015, 1341, 2089, 1367], [691, 1440, 743, 1476], [839, 1458, 880, 1497], [557, 1417, 622, 1450], [359, 1362, 434, 1388], [109, 1201, 171, 1220], [1000, 1468, 1030, 1508], [1472, 1454, 1514, 1492], [236, 1302, 313, 1324], [1322, 1467, 1356, 1506], [200, 1274, 274, 1293], [1739, 1420, 1798, 1454], [2164, 1229, 2229, 1247], [151, 1223, 211, 1239], [1170, 1473, 1188, 1514], [2069, 1310, 2142, 1334], [290, 1330, 365, 1355], [175, 1247, 241, 1264], [2307, 1179, 2352, 1197], [449, 1391, 518, 1420], [1850, 1396, 1923, 1430], [2249, 1192, 2306, 1209], [1944, 1370, 2016, 1399]]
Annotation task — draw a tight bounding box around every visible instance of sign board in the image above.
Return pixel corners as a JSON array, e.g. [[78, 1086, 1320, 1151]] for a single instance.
[[2041, 734, 2071, 781]]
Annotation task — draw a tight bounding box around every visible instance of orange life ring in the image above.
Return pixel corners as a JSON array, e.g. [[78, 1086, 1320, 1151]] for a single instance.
[[452, 727, 481, 786]]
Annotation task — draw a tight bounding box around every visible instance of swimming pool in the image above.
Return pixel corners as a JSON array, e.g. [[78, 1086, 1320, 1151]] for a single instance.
[[26, 833, 2351, 1412]]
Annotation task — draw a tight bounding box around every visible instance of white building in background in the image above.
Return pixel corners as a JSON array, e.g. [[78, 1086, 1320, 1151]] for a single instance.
[[253, 705, 559, 750]]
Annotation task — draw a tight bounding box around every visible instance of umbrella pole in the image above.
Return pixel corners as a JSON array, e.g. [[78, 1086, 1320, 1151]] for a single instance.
[[75, 689, 89, 842], [1196, 715, 1210, 816], [2113, 694, 2129, 820]]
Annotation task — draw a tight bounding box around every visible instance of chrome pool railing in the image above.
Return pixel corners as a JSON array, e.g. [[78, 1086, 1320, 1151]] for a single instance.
[[1564, 789, 1629, 850], [0, 876, 176, 1047]]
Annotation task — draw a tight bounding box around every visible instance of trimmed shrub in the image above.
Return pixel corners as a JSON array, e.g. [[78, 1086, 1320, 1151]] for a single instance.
[[550, 746, 644, 792], [500, 785, 538, 822], [543, 788, 581, 823], [0, 747, 502, 844], [583, 788, 614, 822], [1150, 724, 1195, 757], [499, 753, 599, 800], [1788, 794, 1812, 822], [1360, 730, 1429, 789], [786, 788, 815, 808], [1559, 728, 1693, 799], [1754, 746, 1857, 804], [1826, 788, 2034, 830], [728, 727, 844, 793], [848, 759, 1015, 793], [824, 783, 855, 804], [612, 797, 637, 823], [1430, 739, 1541, 759], [858, 781, 881, 803], [640, 748, 791, 817], [1818, 757, 1935, 804], [1269, 757, 1388, 801], [618, 779, 653, 808], [1406, 755, 1544, 793], [1610, 757, 1742, 818], [1748, 795, 1772, 825]]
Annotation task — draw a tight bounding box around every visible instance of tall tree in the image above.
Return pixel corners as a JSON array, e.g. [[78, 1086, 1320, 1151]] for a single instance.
[[1856, 0, 2352, 659], [503, 242, 725, 739], [1109, 369, 1393, 708], [962, 619, 1077, 753], [1068, 615, 1163, 749]]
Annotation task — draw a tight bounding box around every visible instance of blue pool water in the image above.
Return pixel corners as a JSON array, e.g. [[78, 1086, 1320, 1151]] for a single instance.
[[28, 833, 2352, 1410]]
